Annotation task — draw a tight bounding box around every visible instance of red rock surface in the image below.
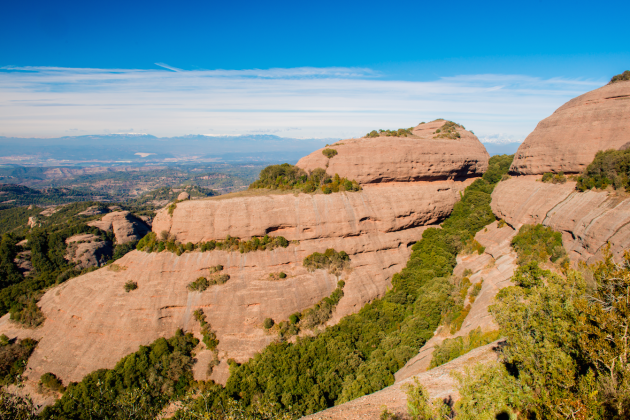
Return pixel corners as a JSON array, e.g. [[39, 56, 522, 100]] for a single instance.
[[65, 233, 113, 269], [510, 80, 630, 175], [295, 120, 489, 184], [88, 211, 150, 244], [1, 180, 474, 390], [152, 180, 472, 243], [491, 176, 630, 263]]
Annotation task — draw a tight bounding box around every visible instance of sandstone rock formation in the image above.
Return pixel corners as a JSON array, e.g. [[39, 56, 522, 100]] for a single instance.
[[510, 80, 630, 175], [491, 176, 630, 263], [78, 206, 109, 216], [296, 120, 489, 184], [88, 211, 150, 244], [152, 181, 474, 244], [177, 191, 190, 201], [65, 233, 113, 269], [6, 179, 472, 387], [0, 130, 490, 393]]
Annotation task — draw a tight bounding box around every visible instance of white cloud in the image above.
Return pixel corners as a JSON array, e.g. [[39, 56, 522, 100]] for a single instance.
[[0, 66, 604, 139]]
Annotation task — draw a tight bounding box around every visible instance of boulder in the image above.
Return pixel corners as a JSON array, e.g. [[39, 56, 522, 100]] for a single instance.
[[177, 191, 190, 201], [65, 233, 113, 269], [88, 211, 150, 244], [296, 120, 489, 184], [510, 80, 630, 175]]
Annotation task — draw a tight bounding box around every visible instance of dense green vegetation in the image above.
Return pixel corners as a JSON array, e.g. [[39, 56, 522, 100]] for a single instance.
[[452, 245, 630, 419], [429, 328, 501, 369], [610, 70, 630, 84], [42, 330, 199, 420], [0, 184, 109, 209], [510, 223, 566, 265], [137, 232, 291, 255], [0, 336, 37, 385], [577, 148, 630, 191], [248, 163, 361, 193], [433, 120, 463, 139]]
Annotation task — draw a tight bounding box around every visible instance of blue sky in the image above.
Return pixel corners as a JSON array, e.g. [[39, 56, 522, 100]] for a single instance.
[[1, 0, 628, 142]]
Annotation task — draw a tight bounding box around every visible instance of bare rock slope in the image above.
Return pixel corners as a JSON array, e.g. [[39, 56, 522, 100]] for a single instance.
[[492, 176, 630, 263], [510, 80, 630, 175], [295, 120, 489, 184], [88, 211, 150, 244], [0, 133, 489, 394]]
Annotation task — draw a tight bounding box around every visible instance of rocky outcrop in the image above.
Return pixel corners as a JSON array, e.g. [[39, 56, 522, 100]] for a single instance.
[[88, 211, 150, 244], [296, 120, 489, 184], [65, 234, 113, 269], [510, 80, 630, 175], [153, 181, 473, 243], [78, 206, 109, 217], [491, 176, 630, 263]]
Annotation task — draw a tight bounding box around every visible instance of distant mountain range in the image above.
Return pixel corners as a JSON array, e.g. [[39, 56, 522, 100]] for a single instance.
[[0, 134, 336, 165]]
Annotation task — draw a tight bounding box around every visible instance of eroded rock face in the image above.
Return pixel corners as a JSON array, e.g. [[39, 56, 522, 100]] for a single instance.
[[4, 180, 474, 388], [491, 176, 630, 263], [510, 80, 630, 175], [152, 180, 473, 243], [295, 120, 489, 184], [88, 211, 150, 244], [65, 234, 113, 269]]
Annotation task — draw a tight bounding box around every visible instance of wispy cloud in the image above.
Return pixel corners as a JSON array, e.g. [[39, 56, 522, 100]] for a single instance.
[[0, 66, 604, 139]]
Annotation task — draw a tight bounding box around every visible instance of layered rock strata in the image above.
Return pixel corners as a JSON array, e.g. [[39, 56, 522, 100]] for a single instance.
[[510, 80, 630, 175], [295, 120, 489, 184], [2, 179, 477, 388], [491, 176, 630, 263]]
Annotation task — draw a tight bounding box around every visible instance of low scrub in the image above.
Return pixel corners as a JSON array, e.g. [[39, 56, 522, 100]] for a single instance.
[[511, 224, 566, 265], [576, 148, 630, 191], [248, 163, 361, 194], [541, 171, 567, 184], [137, 232, 291, 255], [303, 249, 350, 276], [123, 280, 138, 292], [321, 148, 338, 158], [364, 127, 414, 138], [0, 336, 38, 385], [193, 309, 219, 350], [40, 372, 65, 393], [609, 70, 630, 84], [433, 120, 463, 140], [429, 328, 501, 369]]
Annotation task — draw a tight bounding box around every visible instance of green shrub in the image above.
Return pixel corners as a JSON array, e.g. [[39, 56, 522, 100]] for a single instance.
[[248, 163, 361, 194], [40, 372, 65, 392], [609, 70, 630, 84], [576, 148, 630, 191], [263, 318, 274, 329], [193, 309, 219, 350], [0, 338, 37, 385], [365, 130, 380, 138], [541, 172, 567, 184], [124, 281, 138, 292], [510, 224, 565, 265], [433, 121, 462, 139], [187, 277, 210, 292], [322, 148, 338, 158], [279, 272, 287, 279], [303, 249, 350, 276], [366, 127, 414, 138]]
